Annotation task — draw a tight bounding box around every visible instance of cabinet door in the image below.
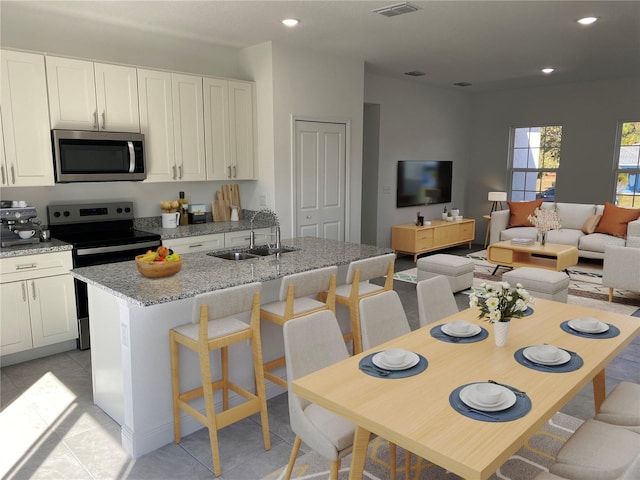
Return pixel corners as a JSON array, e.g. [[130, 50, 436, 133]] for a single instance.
[[28, 275, 77, 348], [94, 63, 140, 132], [224, 228, 271, 248], [172, 73, 206, 181], [138, 69, 176, 182], [0, 50, 54, 187], [46, 56, 97, 130], [0, 281, 33, 355], [163, 233, 224, 254], [228, 81, 256, 180], [203, 77, 230, 180]]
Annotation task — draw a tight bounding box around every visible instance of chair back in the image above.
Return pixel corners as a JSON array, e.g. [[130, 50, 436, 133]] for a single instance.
[[192, 282, 261, 323], [279, 266, 338, 301], [345, 253, 395, 284], [359, 290, 410, 350], [416, 276, 458, 326]]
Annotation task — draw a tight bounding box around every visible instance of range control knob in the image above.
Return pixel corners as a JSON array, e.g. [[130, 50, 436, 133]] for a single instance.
[[53, 211, 61, 218], [117, 208, 123, 213], [63, 211, 70, 217], [125, 207, 131, 213]]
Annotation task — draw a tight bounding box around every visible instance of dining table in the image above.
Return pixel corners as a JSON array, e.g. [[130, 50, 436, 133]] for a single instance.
[[291, 298, 640, 480]]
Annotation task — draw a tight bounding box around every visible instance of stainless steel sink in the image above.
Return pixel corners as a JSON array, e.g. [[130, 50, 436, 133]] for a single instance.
[[246, 246, 298, 256], [208, 245, 298, 261], [210, 251, 261, 261]]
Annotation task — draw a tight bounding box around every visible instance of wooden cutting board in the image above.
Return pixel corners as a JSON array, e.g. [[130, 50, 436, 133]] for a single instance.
[[213, 190, 230, 221], [222, 183, 241, 219]]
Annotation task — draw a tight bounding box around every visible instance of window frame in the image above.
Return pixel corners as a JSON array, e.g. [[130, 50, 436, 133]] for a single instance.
[[614, 120, 640, 208]]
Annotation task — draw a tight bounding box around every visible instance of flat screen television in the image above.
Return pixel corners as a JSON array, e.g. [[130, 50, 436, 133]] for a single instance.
[[396, 160, 452, 208]]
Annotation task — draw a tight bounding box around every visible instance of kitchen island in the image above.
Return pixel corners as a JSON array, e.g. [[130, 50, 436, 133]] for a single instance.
[[70, 237, 393, 457]]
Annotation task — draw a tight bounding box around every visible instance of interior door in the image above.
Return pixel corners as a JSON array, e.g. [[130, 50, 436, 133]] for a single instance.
[[295, 121, 346, 240]]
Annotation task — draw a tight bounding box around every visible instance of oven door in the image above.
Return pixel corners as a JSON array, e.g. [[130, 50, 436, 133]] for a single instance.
[[53, 130, 146, 182], [73, 239, 161, 350]]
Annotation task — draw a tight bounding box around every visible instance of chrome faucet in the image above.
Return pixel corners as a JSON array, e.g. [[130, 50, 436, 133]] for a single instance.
[[249, 208, 281, 251]]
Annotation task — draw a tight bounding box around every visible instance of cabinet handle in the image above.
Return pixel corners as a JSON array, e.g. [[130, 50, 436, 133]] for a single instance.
[[101, 111, 106, 129], [233, 165, 237, 178], [93, 110, 98, 130], [172, 165, 177, 180], [1, 165, 5, 185], [188, 244, 203, 248], [31, 280, 36, 300], [178, 165, 183, 179], [227, 165, 232, 179], [10, 164, 15, 184], [16, 263, 37, 270], [21, 283, 26, 301]]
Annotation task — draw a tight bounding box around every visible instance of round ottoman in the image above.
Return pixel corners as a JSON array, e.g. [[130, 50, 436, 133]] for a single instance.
[[502, 267, 570, 302], [416, 254, 474, 293]]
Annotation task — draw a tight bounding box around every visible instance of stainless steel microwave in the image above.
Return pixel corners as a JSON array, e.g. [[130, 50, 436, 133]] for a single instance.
[[52, 130, 146, 183]]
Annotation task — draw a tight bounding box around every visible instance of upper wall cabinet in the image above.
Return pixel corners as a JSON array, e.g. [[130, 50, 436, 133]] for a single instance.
[[138, 69, 205, 182], [46, 56, 140, 132], [0, 50, 54, 187], [204, 78, 256, 180]]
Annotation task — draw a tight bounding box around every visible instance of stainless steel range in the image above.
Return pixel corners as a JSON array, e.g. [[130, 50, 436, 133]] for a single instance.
[[48, 201, 161, 349]]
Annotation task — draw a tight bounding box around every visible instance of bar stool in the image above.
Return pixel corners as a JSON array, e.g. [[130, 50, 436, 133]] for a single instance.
[[260, 266, 337, 389], [320, 253, 395, 355], [169, 282, 270, 477]]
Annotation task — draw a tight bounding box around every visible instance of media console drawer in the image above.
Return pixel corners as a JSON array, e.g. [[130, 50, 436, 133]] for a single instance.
[[391, 219, 475, 262]]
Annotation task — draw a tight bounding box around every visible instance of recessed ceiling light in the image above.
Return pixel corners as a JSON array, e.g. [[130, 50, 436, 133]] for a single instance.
[[281, 18, 299, 27], [542, 67, 555, 74], [577, 16, 598, 25], [404, 70, 426, 77]]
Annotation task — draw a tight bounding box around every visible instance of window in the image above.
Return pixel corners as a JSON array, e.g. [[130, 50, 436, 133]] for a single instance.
[[509, 126, 562, 202], [615, 121, 640, 207]]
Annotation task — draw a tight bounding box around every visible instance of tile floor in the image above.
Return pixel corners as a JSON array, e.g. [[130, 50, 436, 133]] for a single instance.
[[1, 246, 638, 479]]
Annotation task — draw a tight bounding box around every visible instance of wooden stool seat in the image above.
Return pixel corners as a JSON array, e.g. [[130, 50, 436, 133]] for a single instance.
[[170, 282, 270, 477]]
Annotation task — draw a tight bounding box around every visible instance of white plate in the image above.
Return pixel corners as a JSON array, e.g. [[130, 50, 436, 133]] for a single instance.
[[372, 351, 420, 370], [441, 323, 481, 338], [568, 318, 609, 334], [523, 346, 571, 366], [459, 383, 517, 411]]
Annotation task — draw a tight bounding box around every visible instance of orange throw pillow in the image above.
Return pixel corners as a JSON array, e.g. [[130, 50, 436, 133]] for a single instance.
[[507, 199, 543, 228], [594, 202, 640, 238]]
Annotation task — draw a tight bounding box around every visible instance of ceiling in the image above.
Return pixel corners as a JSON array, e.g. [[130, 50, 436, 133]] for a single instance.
[[3, 0, 640, 91]]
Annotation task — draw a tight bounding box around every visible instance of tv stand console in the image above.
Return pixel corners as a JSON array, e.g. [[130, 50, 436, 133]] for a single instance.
[[391, 219, 476, 262]]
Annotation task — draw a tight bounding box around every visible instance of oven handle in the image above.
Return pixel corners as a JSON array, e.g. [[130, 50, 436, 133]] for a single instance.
[[128, 141, 136, 173], [76, 240, 161, 256]]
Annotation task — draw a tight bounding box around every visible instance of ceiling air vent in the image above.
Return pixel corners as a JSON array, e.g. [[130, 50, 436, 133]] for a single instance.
[[404, 70, 426, 77], [373, 2, 421, 17], [454, 82, 473, 87]]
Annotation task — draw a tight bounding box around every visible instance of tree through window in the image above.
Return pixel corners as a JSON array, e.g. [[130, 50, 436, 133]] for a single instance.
[[509, 126, 562, 202], [616, 121, 640, 207]]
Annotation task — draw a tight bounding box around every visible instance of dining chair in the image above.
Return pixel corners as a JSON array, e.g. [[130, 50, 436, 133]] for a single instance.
[[260, 265, 337, 389], [282, 309, 355, 480], [416, 275, 459, 327], [595, 381, 640, 433], [358, 289, 412, 479], [169, 282, 270, 477], [319, 252, 395, 355], [548, 419, 640, 480]]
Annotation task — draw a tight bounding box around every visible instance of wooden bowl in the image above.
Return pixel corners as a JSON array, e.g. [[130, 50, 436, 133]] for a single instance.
[[135, 255, 182, 278]]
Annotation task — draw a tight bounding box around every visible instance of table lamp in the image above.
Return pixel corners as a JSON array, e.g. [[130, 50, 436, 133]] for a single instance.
[[488, 191, 507, 213]]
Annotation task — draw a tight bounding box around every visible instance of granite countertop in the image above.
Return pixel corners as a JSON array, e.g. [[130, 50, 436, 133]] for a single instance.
[[0, 238, 73, 258], [134, 214, 275, 239], [70, 237, 393, 307]]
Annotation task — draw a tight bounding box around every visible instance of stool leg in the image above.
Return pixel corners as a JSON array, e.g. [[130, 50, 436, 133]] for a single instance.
[[283, 436, 302, 480], [199, 344, 222, 477], [250, 325, 271, 451], [389, 442, 396, 480], [169, 333, 181, 443], [221, 346, 229, 411], [349, 302, 362, 355], [330, 460, 340, 480]]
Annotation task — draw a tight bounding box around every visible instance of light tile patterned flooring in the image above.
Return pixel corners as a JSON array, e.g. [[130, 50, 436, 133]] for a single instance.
[[1, 245, 638, 479]]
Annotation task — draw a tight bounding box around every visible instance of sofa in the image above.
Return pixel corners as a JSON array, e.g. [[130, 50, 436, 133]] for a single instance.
[[489, 201, 640, 260]]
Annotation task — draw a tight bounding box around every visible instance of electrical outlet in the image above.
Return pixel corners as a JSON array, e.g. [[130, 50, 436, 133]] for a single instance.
[[259, 195, 267, 206]]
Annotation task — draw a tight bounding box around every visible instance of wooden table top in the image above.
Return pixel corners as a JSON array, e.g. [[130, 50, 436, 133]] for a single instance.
[[292, 299, 640, 480], [490, 240, 578, 255]]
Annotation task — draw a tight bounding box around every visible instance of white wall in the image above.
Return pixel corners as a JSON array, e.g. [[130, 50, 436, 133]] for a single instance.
[[270, 43, 365, 241], [466, 77, 640, 230], [364, 73, 473, 247]]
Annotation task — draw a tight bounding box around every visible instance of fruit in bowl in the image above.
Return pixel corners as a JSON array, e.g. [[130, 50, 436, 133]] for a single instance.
[[135, 247, 182, 278]]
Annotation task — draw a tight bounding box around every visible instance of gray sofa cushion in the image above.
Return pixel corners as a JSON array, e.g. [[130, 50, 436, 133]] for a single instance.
[[543, 203, 596, 230], [579, 233, 625, 253], [547, 229, 584, 247]]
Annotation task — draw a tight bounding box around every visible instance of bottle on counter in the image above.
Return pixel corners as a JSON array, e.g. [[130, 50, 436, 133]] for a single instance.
[[178, 191, 189, 226]]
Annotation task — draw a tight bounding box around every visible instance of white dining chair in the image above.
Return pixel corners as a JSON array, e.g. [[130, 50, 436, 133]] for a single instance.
[[595, 381, 640, 433], [416, 275, 459, 326], [282, 310, 355, 480]]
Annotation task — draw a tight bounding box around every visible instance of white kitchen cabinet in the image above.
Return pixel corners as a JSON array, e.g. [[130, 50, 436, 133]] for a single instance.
[[204, 78, 256, 180], [162, 233, 224, 254], [0, 252, 77, 356], [224, 228, 271, 248], [138, 69, 205, 182], [46, 56, 139, 132], [0, 50, 54, 187]]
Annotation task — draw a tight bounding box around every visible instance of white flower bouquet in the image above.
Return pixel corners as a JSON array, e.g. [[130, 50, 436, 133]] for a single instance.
[[528, 207, 561, 233], [469, 282, 535, 323]]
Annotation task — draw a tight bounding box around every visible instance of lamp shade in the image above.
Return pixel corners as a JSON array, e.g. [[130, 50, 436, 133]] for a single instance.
[[488, 191, 507, 202]]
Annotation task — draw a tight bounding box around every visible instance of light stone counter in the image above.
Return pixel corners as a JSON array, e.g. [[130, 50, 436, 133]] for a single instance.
[[71, 237, 391, 307], [0, 238, 72, 258], [79, 237, 393, 459]]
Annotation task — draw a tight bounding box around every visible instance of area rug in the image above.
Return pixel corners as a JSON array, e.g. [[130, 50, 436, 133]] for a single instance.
[[262, 412, 583, 480]]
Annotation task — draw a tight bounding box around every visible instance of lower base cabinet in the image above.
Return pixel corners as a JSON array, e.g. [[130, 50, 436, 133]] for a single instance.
[[1, 274, 77, 356]]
